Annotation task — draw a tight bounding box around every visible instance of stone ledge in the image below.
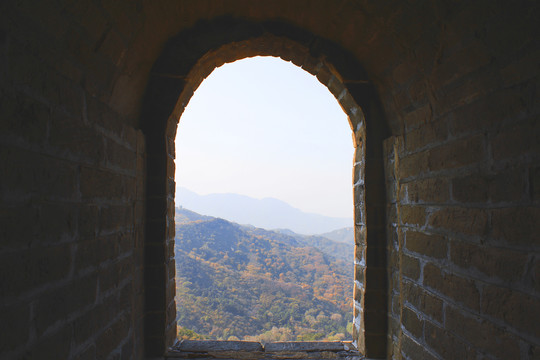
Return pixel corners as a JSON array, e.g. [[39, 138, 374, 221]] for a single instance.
[[167, 340, 363, 359]]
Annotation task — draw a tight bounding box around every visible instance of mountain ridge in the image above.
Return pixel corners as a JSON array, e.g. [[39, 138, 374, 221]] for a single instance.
[[174, 207, 354, 341], [176, 187, 353, 234]]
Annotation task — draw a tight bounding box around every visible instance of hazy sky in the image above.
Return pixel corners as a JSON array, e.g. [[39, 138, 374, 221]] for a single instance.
[[175, 56, 354, 218]]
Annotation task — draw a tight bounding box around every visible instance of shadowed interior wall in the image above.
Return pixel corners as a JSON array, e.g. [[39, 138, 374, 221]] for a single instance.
[[0, 1, 538, 359]]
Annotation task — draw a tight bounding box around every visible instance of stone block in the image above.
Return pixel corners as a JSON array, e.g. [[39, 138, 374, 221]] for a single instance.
[[405, 231, 447, 259], [0, 89, 49, 144], [0, 146, 77, 201], [402, 306, 423, 339], [96, 314, 130, 359], [424, 320, 476, 360], [491, 207, 540, 246], [402, 254, 420, 281], [452, 173, 489, 203], [99, 257, 133, 295], [449, 240, 527, 283], [401, 333, 438, 360], [26, 324, 72, 360], [481, 285, 540, 338], [491, 118, 540, 162], [531, 166, 540, 202], [80, 166, 125, 200], [405, 120, 448, 153], [177, 340, 263, 352], [265, 341, 344, 352], [428, 207, 488, 238], [105, 137, 136, 171], [403, 104, 432, 131], [445, 305, 521, 359], [402, 280, 443, 323], [0, 244, 71, 298], [428, 135, 485, 171], [399, 205, 426, 227], [401, 177, 450, 204], [430, 39, 491, 90], [49, 112, 104, 161], [35, 274, 98, 336], [100, 204, 133, 234], [423, 263, 479, 311], [398, 151, 429, 179], [0, 204, 38, 250], [0, 302, 30, 353]]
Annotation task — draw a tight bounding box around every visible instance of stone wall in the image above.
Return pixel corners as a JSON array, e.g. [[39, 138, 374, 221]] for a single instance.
[[380, 2, 540, 358], [0, 1, 538, 359], [0, 1, 146, 358]]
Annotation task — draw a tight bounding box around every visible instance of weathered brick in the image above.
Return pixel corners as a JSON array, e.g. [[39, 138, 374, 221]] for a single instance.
[[74, 344, 96, 360], [428, 135, 485, 171], [0, 244, 71, 298], [450, 240, 527, 282], [49, 111, 104, 160], [35, 274, 97, 336], [74, 296, 118, 346], [489, 168, 526, 203], [453, 168, 526, 204], [452, 173, 489, 203], [430, 39, 491, 90], [0, 145, 77, 201], [402, 306, 423, 339], [424, 320, 476, 360], [428, 207, 488, 237], [401, 333, 438, 360], [99, 257, 134, 295], [80, 166, 125, 200], [398, 151, 429, 179], [405, 231, 447, 259], [0, 205, 38, 250], [403, 281, 443, 323], [402, 254, 420, 280], [532, 166, 540, 202], [402, 177, 450, 204], [535, 259, 540, 293], [106, 137, 136, 171], [423, 263, 479, 311], [491, 207, 540, 246], [491, 118, 540, 161], [38, 202, 77, 244], [26, 323, 72, 360], [481, 285, 540, 338], [0, 302, 30, 353], [405, 120, 448, 152], [76, 233, 129, 273], [446, 306, 521, 359], [400, 205, 426, 227], [100, 204, 133, 234], [96, 314, 130, 359], [0, 89, 49, 144], [403, 104, 432, 131]]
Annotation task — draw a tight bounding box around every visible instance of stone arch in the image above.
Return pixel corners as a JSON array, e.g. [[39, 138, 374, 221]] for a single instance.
[[140, 17, 389, 358]]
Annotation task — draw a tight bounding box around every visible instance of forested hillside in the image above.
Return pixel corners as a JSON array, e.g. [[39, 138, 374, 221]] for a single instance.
[[174, 208, 354, 342]]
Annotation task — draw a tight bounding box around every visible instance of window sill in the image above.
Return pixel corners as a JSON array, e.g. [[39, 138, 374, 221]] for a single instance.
[[165, 340, 363, 359]]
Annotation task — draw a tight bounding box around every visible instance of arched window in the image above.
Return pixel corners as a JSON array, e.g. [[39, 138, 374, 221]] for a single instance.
[[141, 18, 389, 359], [173, 56, 354, 343]]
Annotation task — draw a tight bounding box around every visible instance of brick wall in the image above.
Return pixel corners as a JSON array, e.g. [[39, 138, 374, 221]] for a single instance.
[[0, 1, 145, 359], [1, 1, 539, 359], [380, 2, 540, 358]]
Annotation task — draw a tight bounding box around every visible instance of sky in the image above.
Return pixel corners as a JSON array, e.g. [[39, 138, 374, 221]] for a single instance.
[[174, 56, 354, 218]]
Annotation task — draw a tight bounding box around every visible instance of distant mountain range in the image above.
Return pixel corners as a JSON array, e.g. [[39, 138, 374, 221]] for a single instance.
[[176, 187, 353, 235], [174, 207, 354, 341]]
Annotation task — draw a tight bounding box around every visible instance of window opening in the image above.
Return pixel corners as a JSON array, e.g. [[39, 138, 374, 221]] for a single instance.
[[173, 57, 355, 343]]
